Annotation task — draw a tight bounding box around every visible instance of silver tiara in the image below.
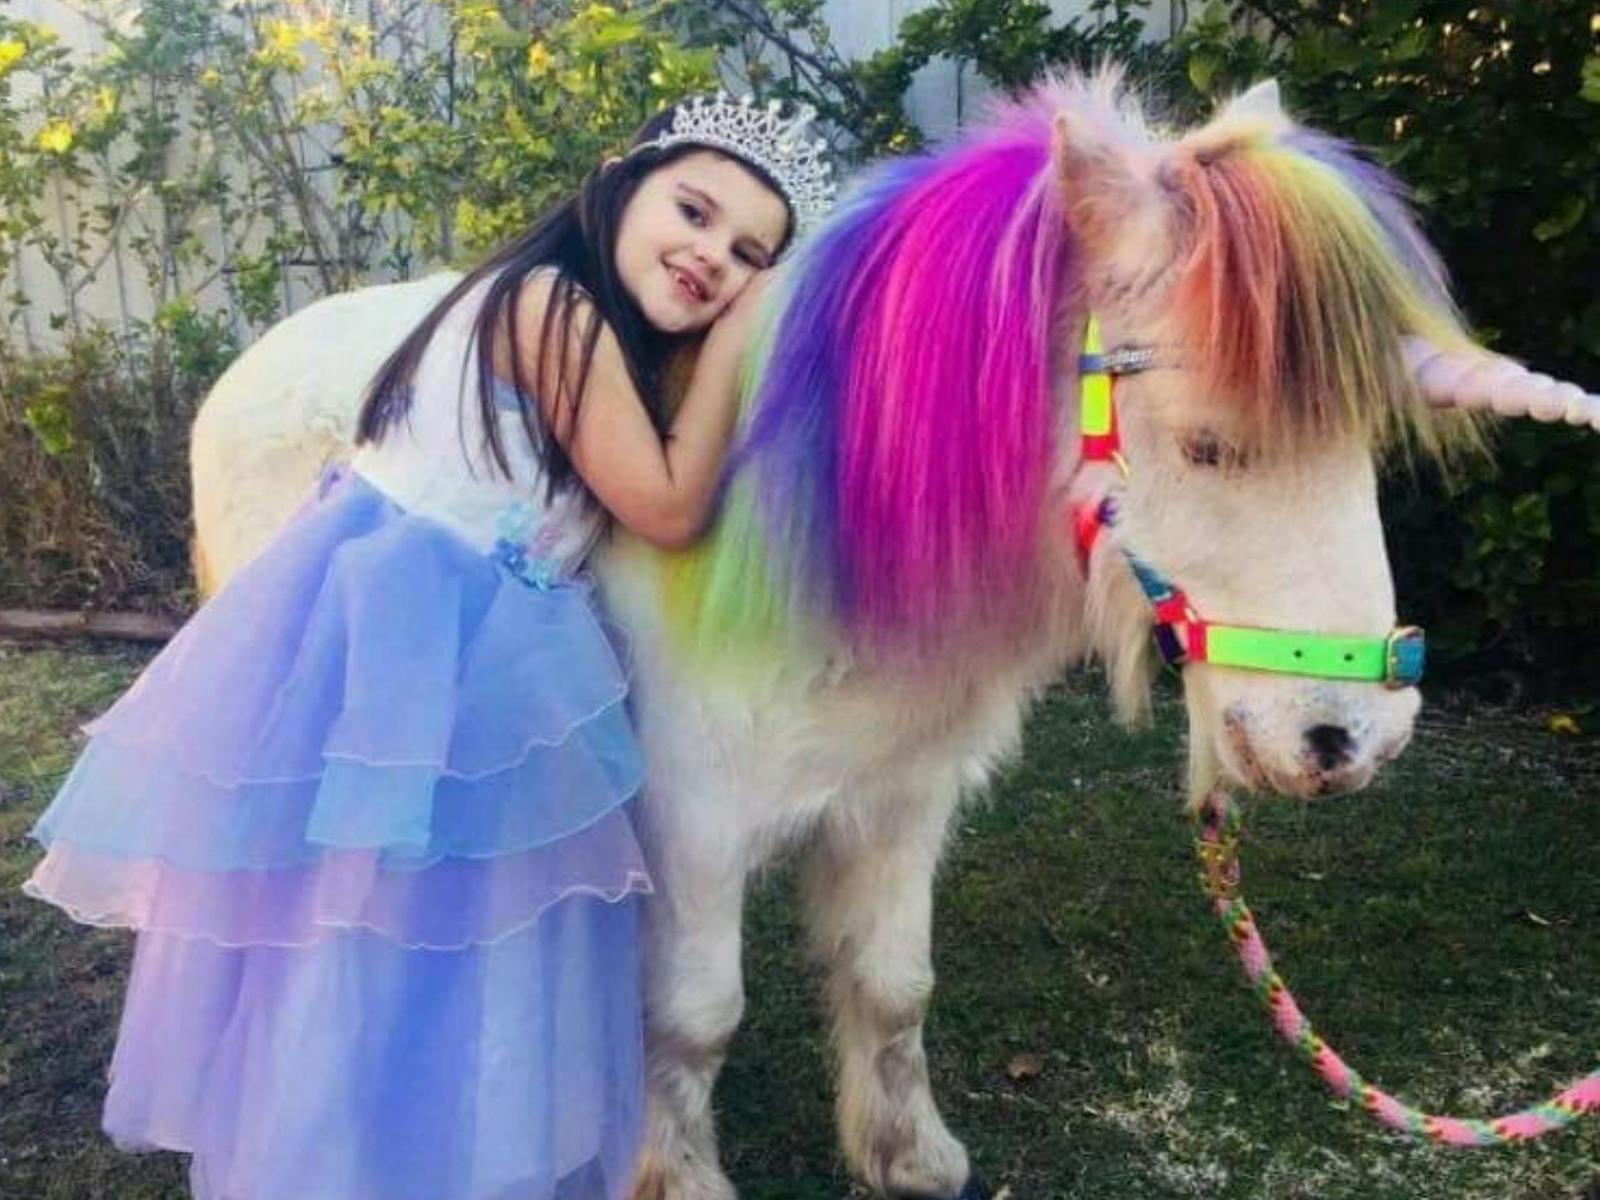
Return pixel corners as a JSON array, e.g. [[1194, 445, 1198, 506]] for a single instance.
[[633, 91, 836, 236]]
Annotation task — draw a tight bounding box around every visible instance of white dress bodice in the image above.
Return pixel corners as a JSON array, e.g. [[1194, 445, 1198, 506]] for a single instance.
[[352, 273, 604, 582]]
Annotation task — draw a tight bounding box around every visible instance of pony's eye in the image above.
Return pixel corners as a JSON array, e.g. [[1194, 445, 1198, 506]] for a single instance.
[[1181, 432, 1246, 469]]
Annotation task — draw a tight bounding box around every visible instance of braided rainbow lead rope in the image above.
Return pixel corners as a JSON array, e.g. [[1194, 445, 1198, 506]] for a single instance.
[[1194, 792, 1600, 1145]]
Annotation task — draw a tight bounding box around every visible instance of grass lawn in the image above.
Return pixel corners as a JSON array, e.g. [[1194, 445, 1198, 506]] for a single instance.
[[2, 639, 1596, 1200]]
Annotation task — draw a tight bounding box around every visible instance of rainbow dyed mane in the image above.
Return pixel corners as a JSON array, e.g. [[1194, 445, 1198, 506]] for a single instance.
[[661, 103, 1073, 660], [660, 76, 1473, 663], [1169, 122, 1474, 457]]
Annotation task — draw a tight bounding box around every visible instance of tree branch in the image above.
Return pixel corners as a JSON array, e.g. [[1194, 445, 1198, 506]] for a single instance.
[[702, 0, 865, 110]]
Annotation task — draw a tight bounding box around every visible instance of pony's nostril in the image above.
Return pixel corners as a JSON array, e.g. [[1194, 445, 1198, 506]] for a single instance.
[[1305, 723, 1355, 772]]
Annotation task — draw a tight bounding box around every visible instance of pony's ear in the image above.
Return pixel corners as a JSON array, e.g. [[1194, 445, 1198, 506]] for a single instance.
[[1176, 77, 1293, 166], [1223, 79, 1285, 123], [1051, 109, 1143, 264], [1200, 78, 1294, 147]]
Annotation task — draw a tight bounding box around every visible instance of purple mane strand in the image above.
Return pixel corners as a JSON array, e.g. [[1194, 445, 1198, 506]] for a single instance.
[[1283, 129, 1459, 316], [738, 106, 1077, 649], [735, 155, 941, 622]]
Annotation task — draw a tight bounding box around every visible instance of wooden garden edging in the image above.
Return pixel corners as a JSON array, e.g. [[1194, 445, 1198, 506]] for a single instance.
[[0, 609, 183, 644]]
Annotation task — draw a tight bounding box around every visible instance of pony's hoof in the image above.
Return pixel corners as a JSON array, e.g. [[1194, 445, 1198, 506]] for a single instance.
[[890, 1177, 989, 1200]]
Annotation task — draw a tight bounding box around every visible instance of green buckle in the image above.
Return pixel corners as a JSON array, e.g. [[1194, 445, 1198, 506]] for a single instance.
[[1384, 625, 1426, 688]]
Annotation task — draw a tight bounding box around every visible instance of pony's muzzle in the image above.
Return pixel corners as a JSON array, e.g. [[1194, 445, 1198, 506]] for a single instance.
[[1216, 680, 1420, 800]]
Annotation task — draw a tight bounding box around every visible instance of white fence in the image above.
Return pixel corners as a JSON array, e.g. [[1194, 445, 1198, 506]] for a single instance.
[[4, 0, 1175, 346]]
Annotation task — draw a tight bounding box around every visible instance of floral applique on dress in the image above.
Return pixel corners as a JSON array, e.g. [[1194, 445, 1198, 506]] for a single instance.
[[492, 501, 567, 590]]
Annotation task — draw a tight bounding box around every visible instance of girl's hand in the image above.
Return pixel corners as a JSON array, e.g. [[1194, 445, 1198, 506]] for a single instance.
[[706, 269, 772, 352]]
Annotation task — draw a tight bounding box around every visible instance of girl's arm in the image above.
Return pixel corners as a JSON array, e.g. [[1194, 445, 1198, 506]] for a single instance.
[[504, 271, 765, 550]]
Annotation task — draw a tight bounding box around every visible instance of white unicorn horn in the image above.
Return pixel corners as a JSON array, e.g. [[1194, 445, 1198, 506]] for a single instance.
[[1402, 337, 1600, 431]]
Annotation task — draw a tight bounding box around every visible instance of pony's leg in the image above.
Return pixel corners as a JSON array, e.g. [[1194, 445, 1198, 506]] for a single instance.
[[630, 797, 747, 1200], [802, 786, 971, 1199]]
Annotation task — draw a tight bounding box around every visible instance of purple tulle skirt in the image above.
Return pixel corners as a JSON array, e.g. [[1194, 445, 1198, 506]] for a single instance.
[[25, 469, 650, 1200]]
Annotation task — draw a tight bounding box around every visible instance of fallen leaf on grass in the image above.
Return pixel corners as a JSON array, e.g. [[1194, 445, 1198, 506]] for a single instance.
[[1006, 1052, 1043, 1082]]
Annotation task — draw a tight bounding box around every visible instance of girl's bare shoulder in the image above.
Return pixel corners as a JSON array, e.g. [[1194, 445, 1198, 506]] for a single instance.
[[498, 269, 608, 361]]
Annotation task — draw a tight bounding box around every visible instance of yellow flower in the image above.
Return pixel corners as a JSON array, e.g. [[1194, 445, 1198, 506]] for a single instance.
[[200, 66, 221, 88], [38, 119, 74, 155], [0, 38, 25, 75], [265, 18, 301, 53], [526, 41, 552, 77]]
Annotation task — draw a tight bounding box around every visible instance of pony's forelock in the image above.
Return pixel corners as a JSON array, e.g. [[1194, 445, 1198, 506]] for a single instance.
[[1169, 122, 1482, 463]]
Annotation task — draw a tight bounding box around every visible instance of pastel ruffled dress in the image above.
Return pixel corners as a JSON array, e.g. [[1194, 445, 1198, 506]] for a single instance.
[[24, 273, 650, 1200]]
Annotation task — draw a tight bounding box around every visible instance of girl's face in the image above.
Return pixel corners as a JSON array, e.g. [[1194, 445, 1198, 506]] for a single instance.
[[614, 149, 791, 334]]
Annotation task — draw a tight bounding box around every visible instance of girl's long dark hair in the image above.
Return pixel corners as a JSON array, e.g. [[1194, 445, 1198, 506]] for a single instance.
[[355, 103, 793, 497]]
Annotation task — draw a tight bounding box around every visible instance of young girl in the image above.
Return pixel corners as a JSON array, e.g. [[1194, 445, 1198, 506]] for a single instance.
[[24, 93, 832, 1200]]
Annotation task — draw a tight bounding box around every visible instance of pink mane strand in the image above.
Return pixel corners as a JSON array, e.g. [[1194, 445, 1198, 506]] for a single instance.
[[832, 115, 1075, 647]]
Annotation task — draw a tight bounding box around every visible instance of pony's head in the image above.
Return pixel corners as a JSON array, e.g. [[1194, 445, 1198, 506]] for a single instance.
[[1056, 74, 1595, 801]]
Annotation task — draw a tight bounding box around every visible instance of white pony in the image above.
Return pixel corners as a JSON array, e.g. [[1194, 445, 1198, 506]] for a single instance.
[[191, 77, 1598, 1200]]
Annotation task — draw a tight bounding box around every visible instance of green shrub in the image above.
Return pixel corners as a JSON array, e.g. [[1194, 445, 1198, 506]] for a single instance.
[[0, 306, 234, 611]]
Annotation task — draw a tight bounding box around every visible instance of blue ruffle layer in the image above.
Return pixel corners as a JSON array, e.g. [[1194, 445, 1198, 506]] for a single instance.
[[32, 469, 644, 873]]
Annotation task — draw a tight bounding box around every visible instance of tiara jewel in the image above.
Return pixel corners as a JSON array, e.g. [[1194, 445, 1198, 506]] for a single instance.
[[634, 91, 836, 236]]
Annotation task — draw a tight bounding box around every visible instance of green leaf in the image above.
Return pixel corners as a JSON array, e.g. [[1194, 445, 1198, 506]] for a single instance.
[[23, 394, 74, 455], [1188, 50, 1219, 96], [1583, 54, 1600, 104], [581, 14, 644, 53], [1532, 194, 1586, 243], [1388, 26, 1427, 62]]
